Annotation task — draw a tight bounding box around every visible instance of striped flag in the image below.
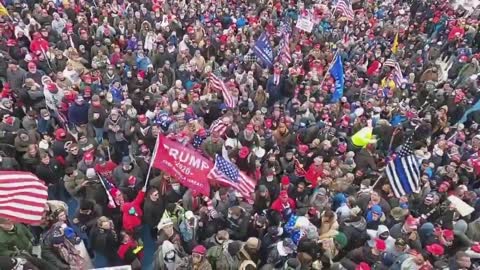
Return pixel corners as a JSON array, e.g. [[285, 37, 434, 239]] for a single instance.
[[384, 59, 404, 86], [208, 154, 256, 202], [209, 73, 236, 108], [209, 118, 230, 137], [98, 173, 117, 209], [277, 32, 292, 66], [335, 0, 354, 21], [386, 136, 421, 198], [0, 171, 48, 224]]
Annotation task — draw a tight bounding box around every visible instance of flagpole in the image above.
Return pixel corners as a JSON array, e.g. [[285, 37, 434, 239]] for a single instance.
[[318, 50, 339, 90], [143, 133, 160, 189]]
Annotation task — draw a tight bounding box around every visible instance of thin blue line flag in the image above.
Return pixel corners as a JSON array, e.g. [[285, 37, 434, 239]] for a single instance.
[[253, 32, 274, 68], [330, 54, 345, 103]]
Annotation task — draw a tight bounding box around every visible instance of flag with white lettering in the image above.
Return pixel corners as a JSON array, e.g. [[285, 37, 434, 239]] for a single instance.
[[254, 32, 274, 68]]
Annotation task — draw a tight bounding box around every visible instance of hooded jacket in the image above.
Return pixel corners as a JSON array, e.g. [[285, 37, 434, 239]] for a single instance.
[[366, 225, 395, 252], [121, 190, 146, 232]]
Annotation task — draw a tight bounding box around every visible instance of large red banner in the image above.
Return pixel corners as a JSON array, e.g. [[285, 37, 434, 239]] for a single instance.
[[152, 135, 212, 195]]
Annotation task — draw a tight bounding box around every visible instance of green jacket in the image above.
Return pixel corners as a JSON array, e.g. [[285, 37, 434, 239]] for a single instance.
[[0, 224, 34, 256]]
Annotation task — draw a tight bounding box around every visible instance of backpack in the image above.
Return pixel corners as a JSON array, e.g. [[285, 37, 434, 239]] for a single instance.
[[207, 245, 223, 269], [207, 242, 236, 270]]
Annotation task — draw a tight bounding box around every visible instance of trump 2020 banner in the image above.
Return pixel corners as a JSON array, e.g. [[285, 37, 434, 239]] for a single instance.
[[153, 135, 212, 195]]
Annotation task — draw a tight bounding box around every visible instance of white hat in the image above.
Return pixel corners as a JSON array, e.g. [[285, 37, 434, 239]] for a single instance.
[[86, 168, 96, 179], [185, 211, 195, 220], [354, 107, 364, 117], [157, 218, 174, 230]]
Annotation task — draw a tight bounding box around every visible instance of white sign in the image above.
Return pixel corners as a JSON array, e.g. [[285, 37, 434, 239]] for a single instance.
[[295, 17, 314, 33], [448, 195, 475, 217]]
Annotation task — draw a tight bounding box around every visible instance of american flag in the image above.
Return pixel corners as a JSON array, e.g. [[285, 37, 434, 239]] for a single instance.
[[98, 173, 117, 208], [278, 35, 292, 66], [0, 171, 48, 224], [386, 136, 421, 198], [154, 112, 173, 131], [192, 134, 207, 148], [277, 21, 292, 65], [209, 73, 236, 108], [208, 155, 256, 202], [335, 0, 355, 21], [208, 118, 230, 137], [384, 59, 404, 86]]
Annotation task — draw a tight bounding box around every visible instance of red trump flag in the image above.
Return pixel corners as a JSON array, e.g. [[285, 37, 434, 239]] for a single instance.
[[152, 135, 212, 195]]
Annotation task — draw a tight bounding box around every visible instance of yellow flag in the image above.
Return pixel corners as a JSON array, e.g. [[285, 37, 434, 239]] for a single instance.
[[391, 32, 399, 54], [0, 3, 9, 17]]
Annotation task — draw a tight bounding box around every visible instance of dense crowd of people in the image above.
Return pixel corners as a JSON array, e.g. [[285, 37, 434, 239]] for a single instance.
[[0, 0, 480, 269]]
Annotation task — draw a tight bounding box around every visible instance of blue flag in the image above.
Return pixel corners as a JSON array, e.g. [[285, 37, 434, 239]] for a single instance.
[[458, 99, 480, 124], [253, 32, 274, 68], [330, 55, 344, 103]]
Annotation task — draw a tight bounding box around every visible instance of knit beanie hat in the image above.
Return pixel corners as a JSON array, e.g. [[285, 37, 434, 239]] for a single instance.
[[334, 232, 348, 249]]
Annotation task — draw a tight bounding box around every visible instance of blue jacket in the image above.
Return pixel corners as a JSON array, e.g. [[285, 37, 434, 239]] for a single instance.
[[136, 56, 152, 72], [68, 103, 90, 125], [109, 85, 123, 104]]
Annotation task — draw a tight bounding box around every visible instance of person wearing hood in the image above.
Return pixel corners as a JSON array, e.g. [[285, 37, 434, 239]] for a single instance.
[[152, 240, 186, 270], [0, 98, 15, 119], [365, 204, 386, 230], [366, 225, 395, 252]]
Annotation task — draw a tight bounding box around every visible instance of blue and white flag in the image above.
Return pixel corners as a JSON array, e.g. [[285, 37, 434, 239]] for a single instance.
[[458, 98, 480, 124], [254, 32, 274, 68], [386, 136, 421, 198], [329, 54, 344, 103]]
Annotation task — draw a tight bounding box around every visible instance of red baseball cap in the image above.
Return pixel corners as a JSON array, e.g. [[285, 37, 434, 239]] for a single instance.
[[375, 239, 386, 251], [281, 176, 290, 185], [84, 152, 94, 161], [356, 262, 371, 270], [442, 229, 454, 241], [426, 244, 444, 256], [239, 146, 250, 159], [138, 114, 148, 123]]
